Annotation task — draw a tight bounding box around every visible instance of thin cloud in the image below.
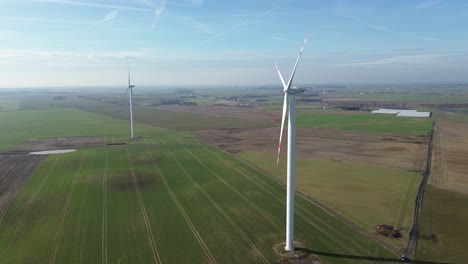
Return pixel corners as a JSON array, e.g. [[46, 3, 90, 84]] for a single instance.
[[0, 15, 92, 25], [417, 0, 445, 9], [91, 9, 120, 27], [370, 25, 394, 33], [339, 54, 451, 67], [28, 0, 153, 12], [152, 0, 167, 29], [271, 37, 285, 41], [0, 30, 16, 36], [421, 37, 438, 41], [198, 0, 295, 46]]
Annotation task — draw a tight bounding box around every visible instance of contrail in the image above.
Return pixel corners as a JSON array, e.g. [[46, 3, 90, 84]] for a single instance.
[[198, 0, 295, 46], [91, 9, 120, 28], [152, 0, 167, 30]]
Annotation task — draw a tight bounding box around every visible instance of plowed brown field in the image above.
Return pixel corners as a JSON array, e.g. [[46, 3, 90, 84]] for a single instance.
[[0, 154, 45, 221], [195, 127, 429, 172]]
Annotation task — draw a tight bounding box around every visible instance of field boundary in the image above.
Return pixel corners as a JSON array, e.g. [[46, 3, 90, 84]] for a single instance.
[[213, 147, 402, 255], [206, 149, 375, 257], [406, 121, 436, 258]]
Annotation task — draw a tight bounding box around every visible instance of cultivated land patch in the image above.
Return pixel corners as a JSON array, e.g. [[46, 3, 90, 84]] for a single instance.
[[0, 100, 20, 112], [9, 136, 106, 153], [0, 108, 166, 152], [237, 152, 421, 249], [429, 121, 468, 194], [296, 112, 433, 135], [0, 142, 400, 263], [0, 154, 45, 221], [83, 105, 271, 131], [195, 127, 429, 172], [416, 185, 468, 263], [157, 105, 279, 122], [415, 120, 468, 263]]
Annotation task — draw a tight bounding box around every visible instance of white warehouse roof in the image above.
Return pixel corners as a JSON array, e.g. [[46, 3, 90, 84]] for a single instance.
[[397, 111, 431, 117], [372, 108, 431, 118]]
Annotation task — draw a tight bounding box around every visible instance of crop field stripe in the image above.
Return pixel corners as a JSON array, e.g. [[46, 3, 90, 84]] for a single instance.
[[144, 146, 217, 264], [49, 154, 85, 264], [0, 158, 58, 260], [206, 149, 373, 257], [126, 148, 162, 264], [185, 149, 283, 233], [169, 150, 270, 264], [395, 170, 419, 228], [102, 149, 108, 264]]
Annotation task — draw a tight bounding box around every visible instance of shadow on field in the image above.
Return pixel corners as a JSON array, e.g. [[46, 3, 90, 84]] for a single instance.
[[309, 250, 450, 264]]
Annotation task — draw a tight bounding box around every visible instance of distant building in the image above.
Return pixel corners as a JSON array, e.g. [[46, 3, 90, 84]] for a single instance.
[[371, 109, 431, 118]]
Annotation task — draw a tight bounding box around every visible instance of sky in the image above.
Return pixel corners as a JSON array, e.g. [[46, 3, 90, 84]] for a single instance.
[[0, 0, 467, 88]]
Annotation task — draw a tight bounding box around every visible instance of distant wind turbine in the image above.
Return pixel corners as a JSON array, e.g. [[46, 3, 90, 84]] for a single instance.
[[275, 37, 307, 251], [125, 66, 136, 139]]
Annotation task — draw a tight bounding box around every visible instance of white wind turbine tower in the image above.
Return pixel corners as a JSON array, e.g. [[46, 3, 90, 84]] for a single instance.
[[275, 37, 307, 251], [125, 66, 136, 139]]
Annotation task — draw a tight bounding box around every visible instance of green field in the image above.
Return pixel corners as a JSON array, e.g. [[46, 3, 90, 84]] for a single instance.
[[415, 185, 468, 263], [0, 108, 401, 263], [84, 105, 271, 131], [0, 99, 20, 111], [237, 152, 421, 248], [0, 108, 169, 152], [296, 112, 433, 135]]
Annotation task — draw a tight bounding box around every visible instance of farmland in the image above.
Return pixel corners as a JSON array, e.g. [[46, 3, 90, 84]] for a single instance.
[[0, 85, 466, 263], [0, 136, 399, 263], [0, 155, 45, 220], [296, 112, 432, 135], [237, 152, 421, 249], [84, 105, 272, 131], [0, 108, 165, 152], [414, 120, 468, 263]]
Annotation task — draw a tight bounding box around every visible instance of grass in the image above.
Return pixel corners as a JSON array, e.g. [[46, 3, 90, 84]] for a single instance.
[[0, 108, 167, 152], [84, 105, 271, 131], [0, 99, 20, 111], [0, 143, 400, 263], [296, 112, 433, 135], [433, 109, 468, 124], [237, 151, 421, 248], [415, 185, 468, 263]]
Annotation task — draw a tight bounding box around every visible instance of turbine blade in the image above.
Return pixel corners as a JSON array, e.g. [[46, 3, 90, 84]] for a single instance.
[[285, 37, 307, 91], [128, 65, 131, 87], [277, 93, 288, 166], [275, 62, 287, 91]]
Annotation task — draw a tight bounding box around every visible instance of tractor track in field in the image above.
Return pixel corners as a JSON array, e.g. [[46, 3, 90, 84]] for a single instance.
[[144, 146, 217, 264], [206, 149, 378, 261], [126, 148, 162, 264], [49, 154, 85, 264], [185, 149, 283, 233], [170, 150, 270, 264], [0, 158, 58, 262], [101, 149, 108, 264]]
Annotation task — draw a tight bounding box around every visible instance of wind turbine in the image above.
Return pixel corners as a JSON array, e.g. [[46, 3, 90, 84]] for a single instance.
[[125, 66, 136, 139], [275, 37, 307, 251]]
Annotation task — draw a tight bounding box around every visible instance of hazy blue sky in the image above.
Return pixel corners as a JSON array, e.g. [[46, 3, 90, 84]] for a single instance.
[[0, 0, 467, 87]]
